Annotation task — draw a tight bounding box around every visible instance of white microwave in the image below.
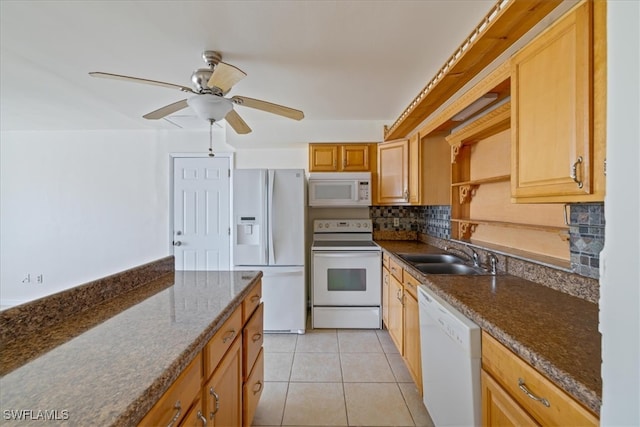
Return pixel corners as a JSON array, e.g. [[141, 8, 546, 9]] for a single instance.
[[308, 172, 372, 207]]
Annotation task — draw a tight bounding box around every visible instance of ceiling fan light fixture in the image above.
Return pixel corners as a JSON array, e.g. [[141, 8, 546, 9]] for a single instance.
[[187, 95, 233, 121]]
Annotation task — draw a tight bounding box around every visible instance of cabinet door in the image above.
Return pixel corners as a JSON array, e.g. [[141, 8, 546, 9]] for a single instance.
[[341, 144, 370, 171], [387, 275, 404, 354], [382, 267, 390, 328], [511, 1, 593, 201], [378, 139, 409, 204], [203, 338, 242, 427], [309, 144, 339, 171], [403, 287, 422, 392], [482, 370, 540, 427], [181, 399, 207, 427]]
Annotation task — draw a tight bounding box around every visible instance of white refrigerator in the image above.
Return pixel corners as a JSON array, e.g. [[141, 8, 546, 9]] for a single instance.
[[233, 169, 306, 334]]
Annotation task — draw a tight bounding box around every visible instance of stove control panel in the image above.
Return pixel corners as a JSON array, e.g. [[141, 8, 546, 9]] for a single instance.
[[314, 219, 372, 233]]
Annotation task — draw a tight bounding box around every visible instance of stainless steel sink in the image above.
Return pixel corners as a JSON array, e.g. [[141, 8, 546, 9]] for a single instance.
[[397, 253, 465, 264], [413, 263, 488, 275]]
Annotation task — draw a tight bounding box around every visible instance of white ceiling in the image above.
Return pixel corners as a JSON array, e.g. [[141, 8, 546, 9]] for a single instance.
[[0, 0, 495, 138]]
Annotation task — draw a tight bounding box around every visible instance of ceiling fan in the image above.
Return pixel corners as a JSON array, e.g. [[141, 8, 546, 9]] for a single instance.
[[89, 51, 304, 134]]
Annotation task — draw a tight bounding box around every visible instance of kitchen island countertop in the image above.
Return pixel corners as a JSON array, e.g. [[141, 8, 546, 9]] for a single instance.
[[376, 239, 601, 415], [0, 270, 262, 426]]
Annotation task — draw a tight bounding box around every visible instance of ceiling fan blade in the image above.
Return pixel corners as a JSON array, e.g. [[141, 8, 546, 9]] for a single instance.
[[207, 62, 246, 93], [231, 96, 304, 121], [89, 72, 196, 94], [225, 109, 252, 134], [143, 99, 189, 120]]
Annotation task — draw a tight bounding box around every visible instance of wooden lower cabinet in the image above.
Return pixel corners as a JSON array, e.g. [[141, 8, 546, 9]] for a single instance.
[[138, 353, 202, 426], [402, 273, 422, 392], [139, 281, 264, 427], [203, 338, 242, 426], [387, 274, 404, 354], [482, 369, 540, 426], [481, 331, 598, 426], [243, 348, 264, 427]]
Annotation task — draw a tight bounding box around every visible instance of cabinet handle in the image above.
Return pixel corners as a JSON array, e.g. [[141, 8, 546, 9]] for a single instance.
[[197, 410, 207, 426], [209, 387, 220, 419], [250, 294, 261, 303], [166, 400, 181, 427], [222, 329, 236, 343], [518, 378, 551, 407], [403, 189, 409, 201], [396, 288, 403, 302], [343, 158, 347, 168], [252, 333, 262, 342], [570, 156, 584, 189], [253, 380, 263, 395]]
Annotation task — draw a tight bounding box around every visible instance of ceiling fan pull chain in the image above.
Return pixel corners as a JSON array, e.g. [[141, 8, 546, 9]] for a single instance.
[[208, 119, 215, 157]]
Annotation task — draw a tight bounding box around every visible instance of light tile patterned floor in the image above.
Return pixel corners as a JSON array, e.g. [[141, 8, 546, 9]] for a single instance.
[[252, 328, 435, 427]]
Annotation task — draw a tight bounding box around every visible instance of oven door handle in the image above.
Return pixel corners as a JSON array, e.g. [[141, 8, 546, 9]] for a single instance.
[[313, 252, 380, 258]]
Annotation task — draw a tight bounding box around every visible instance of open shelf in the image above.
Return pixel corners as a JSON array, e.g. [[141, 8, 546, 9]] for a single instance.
[[451, 218, 568, 233], [451, 174, 510, 187]]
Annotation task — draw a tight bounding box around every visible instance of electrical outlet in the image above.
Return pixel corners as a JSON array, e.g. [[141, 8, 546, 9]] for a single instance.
[[393, 218, 400, 227], [22, 274, 31, 284], [37, 274, 43, 284]]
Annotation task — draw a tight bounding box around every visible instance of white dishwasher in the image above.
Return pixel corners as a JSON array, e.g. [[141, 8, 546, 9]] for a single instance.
[[418, 285, 481, 427]]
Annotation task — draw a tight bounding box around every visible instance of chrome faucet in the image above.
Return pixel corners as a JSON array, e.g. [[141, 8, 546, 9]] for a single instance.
[[445, 245, 480, 267], [487, 252, 499, 275]]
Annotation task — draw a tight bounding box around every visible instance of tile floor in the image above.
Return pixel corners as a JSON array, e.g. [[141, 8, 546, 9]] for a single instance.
[[252, 328, 435, 427]]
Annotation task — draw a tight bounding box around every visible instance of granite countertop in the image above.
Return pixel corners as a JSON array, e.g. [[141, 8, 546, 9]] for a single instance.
[[376, 240, 601, 415], [0, 270, 263, 426]]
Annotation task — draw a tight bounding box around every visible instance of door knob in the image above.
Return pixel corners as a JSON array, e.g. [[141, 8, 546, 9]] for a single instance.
[[173, 241, 182, 246]]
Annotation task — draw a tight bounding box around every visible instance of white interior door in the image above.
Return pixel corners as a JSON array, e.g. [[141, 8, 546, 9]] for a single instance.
[[173, 157, 230, 270]]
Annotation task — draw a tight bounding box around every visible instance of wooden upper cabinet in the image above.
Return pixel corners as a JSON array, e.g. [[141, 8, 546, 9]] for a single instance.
[[511, 0, 603, 202], [377, 139, 409, 204], [377, 134, 450, 206], [309, 144, 339, 171], [309, 143, 374, 172]]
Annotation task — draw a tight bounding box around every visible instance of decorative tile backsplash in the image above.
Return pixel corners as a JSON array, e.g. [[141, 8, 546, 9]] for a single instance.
[[569, 203, 605, 279], [370, 203, 605, 280]]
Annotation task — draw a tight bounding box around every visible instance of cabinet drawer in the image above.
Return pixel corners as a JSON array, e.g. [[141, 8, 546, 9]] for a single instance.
[[204, 306, 242, 380], [402, 270, 420, 299], [138, 353, 202, 427], [481, 332, 598, 426], [389, 258, 403, 282], [243, 303, 264, 381], [243, 348, 265, 427], [243, 281, 262, 324]]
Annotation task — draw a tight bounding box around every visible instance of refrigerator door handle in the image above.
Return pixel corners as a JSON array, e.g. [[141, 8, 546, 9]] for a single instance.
[[262, 170, 269, 264], [268, 170, 275, 265]]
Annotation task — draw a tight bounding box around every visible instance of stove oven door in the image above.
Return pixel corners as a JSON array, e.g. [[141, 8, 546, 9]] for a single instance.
[[312, 251, 381, 306]]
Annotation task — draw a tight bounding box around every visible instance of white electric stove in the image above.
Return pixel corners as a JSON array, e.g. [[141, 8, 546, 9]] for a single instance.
[[311, 219, 382, 329]]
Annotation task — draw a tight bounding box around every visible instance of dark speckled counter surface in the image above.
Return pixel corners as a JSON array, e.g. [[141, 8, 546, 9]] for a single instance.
[[0, 270, 262, 426], [377, 240, 601, 415]]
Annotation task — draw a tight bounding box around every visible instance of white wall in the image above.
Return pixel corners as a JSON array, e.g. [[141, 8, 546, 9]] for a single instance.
[[599, 1, 640, 425], [0, 130, 170, 306]]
